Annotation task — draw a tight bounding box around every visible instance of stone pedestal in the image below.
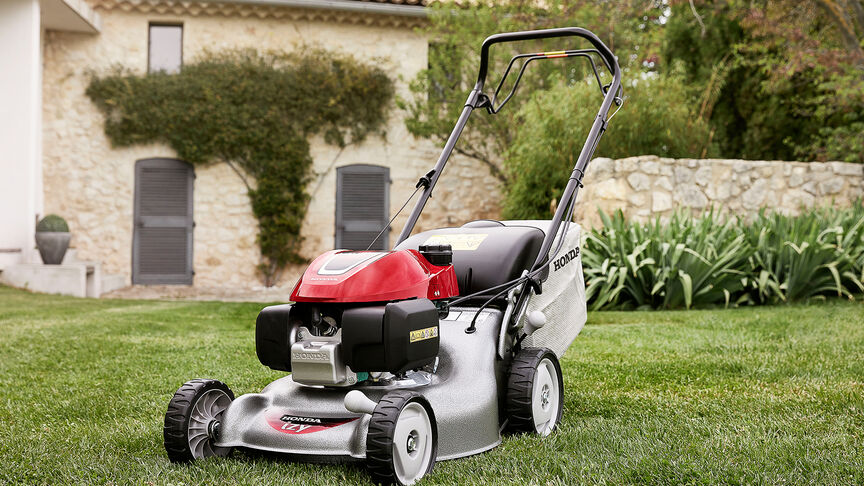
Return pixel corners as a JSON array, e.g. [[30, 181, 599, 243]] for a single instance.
[[0, 262, 102, 298]]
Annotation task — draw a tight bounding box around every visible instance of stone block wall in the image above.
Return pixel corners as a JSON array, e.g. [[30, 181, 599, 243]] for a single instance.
[[575, 156, 864, 228]]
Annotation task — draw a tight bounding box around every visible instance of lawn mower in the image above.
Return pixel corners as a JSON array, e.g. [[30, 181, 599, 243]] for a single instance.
[[163, 27, 622, 485]]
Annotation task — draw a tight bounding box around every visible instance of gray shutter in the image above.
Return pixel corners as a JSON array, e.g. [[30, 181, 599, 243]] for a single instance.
[[132, 158, 194, 284], [336, 165, 390, 250]]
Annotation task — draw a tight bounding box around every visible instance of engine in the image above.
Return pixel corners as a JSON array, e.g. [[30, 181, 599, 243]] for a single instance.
[[255, 246, 457, 386]]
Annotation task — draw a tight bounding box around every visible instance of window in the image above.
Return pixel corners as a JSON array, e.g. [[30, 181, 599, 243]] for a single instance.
[[148, 23, 183, 74]]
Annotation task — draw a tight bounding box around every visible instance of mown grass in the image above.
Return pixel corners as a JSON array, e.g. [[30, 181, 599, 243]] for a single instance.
[[0, 285, 862, 485]]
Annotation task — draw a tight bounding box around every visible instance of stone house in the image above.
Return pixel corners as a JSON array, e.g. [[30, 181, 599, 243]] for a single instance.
[[0, 0, 501, 294]]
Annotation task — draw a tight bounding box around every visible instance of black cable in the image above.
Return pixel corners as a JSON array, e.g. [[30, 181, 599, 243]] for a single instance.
[[513, 331, 528, 350], [365, 184, 423, 251], [463, 196, 575, 307], [464, 285, 512, 334], [458, 190, 580, 333]]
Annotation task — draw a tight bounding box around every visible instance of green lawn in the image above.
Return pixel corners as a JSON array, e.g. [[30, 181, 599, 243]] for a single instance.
[[1, 285, 863, 485]]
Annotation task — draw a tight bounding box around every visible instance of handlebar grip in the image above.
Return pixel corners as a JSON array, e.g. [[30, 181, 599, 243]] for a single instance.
[[476, 27, 619, 89]]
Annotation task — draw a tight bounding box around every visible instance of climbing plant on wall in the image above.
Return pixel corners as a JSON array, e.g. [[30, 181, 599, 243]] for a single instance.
[[86, 49, 394, 286]]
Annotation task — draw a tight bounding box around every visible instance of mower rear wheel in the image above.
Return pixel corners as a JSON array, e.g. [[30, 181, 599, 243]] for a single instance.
[[506, 347, 563, 436], [164, 378, 234, 463], [366, 390, 437, 486]]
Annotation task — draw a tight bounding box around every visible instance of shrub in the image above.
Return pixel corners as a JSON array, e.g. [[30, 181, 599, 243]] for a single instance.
[[35, 215, 69, 233], [743, 207, 864, 304], [502, 75, 717, 220], [402, 1, 667, 184], [583, 209, 749, 310], [583, 203, 864, 310]]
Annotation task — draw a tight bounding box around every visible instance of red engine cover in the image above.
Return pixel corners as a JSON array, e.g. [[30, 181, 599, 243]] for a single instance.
[[290, 249, 459, 303]]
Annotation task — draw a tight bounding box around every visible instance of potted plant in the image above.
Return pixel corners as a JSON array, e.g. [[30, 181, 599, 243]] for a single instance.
[[35, 214, 71, 265]]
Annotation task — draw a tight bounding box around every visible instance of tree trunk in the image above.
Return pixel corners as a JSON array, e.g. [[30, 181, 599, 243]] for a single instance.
[[816, 0, 864, 64], [848, 0, 864, 32]]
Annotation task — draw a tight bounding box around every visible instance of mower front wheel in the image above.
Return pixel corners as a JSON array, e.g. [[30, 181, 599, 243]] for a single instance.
[[506, 347, 563, 436], [366, 390, 438, 485], [164, 378, 234, 463]]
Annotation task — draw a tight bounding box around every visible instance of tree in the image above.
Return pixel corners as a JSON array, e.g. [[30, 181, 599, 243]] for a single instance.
[[402, 0, 667, 184], [502, 74, 717, 219], [666, 0, 864, 162]]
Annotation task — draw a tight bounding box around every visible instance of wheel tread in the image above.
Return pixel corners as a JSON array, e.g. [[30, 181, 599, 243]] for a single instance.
[[163, 378, 234, 463], [505, 347, 564, 434], [366, 390, 437, 485]]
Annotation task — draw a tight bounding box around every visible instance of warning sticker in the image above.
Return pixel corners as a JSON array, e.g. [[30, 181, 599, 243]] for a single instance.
[[409, 326, 439, 343], [422, 234, 488, 251]]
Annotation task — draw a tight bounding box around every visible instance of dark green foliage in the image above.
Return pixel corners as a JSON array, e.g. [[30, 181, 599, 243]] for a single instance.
[[501, 76, 717, 220], [744, 207, 864, 303], [36, 214, 69, 233], [789, 69, 864, 163], [663, 1, 864, 163], [583, 209, 750, 310], [35, 214, 69, 233], [86, 49, 394, 285], [583, 203, 864, 309]]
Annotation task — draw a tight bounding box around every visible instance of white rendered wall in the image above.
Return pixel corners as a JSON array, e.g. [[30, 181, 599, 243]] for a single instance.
[[0, 0, 43, 269]]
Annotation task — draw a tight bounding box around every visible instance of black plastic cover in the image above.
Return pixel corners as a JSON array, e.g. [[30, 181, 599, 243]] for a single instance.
[[395, 223, 544, 299], [255, 304, 296, 372], [418, 244, 453, 266], [342, 299, 439, 373], [341, 305, 387, 370]]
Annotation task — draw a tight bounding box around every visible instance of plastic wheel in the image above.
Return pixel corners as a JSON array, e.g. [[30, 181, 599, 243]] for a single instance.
[[506, 347, 563, 436], [163, 378, 234, 463], [366, 390, 437, 486]]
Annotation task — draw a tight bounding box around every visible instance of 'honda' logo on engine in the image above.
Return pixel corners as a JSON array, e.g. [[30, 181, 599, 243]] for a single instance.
[[553, 248, 580, 272], [292, 351, 329, 361]]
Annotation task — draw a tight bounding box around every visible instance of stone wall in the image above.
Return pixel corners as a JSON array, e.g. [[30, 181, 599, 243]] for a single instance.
[[575, 156, 864, 228], [41, 3, 501, 290]]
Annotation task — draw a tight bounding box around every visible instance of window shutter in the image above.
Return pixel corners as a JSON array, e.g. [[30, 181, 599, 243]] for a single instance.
[[133, 159, 194, 284], [336, 165, 390, 250]]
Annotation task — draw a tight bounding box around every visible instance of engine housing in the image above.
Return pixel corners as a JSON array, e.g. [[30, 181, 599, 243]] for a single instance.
[[255, 298, 441, 383]]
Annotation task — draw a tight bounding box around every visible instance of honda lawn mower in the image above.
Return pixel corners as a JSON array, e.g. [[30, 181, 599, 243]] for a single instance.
[[163, 27, 622, 485]]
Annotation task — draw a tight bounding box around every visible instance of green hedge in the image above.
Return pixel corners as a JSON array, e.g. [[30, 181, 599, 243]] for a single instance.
[[583, 203, 864, 310]]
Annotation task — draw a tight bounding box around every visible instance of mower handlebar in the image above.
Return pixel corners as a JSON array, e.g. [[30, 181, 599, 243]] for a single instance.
[[476, 27, 620, 90]]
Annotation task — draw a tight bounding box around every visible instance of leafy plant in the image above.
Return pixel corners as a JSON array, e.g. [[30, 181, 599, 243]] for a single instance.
[[583, 209, 749, 310], [35, 215, 69, 233], [743, 206, 864, 303], [583, 203, 864, 310], [402, 0, 666, 183], [86, 49, 394, 285], [664, 0, 864, 163]]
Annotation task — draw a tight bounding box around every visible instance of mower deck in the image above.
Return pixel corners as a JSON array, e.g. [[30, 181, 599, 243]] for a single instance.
[[216, 308, 504, 461]]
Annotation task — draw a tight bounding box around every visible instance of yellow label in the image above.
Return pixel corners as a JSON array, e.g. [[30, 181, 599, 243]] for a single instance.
[[409, 326, 439, 343], [422, 234, 488, 251]]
